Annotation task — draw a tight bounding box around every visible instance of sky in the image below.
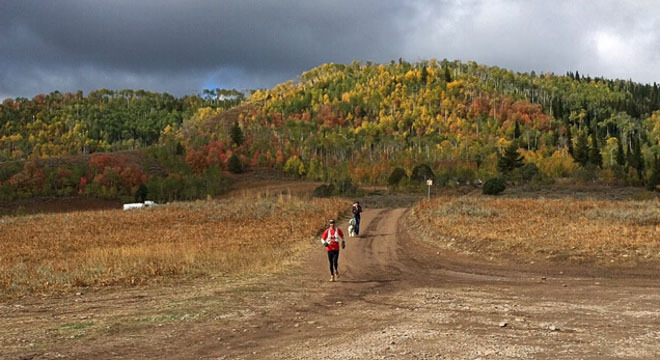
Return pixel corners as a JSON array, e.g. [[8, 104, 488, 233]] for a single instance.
[[2, 0, 659, 101]]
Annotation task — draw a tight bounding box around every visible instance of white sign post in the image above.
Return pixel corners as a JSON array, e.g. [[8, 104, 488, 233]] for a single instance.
[[426, 179, 433, 200]]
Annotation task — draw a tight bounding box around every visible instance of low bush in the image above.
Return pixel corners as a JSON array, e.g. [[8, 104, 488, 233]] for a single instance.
[[388, 167, 407, 186], [411, 164, 435, 182], [313, 183, 336, 197], [483, 177, 506, 195]]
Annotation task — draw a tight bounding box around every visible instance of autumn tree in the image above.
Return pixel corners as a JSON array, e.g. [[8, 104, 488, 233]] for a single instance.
[[648, 154, 660, 191]]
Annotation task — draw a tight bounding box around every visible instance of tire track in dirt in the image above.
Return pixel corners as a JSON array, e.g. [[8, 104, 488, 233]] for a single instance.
[[340, 208, 405, 284], [183, 207, 416, 359]]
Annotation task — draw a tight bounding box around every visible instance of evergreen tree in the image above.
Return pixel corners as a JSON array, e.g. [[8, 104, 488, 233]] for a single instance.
[[566, 126, 574, 155], [420, 66, 428, 84], [230, 121, 245, 147], [573, 130, 590, 166], [589, 130, 602, 167], [648, 154, 660, 191], [444, 66, 452, 83], [227, 154, 243, 173], [550, 128, 560, 148], [615, 138, 626, 166], [134, 183, 148, 202], [514, 121, 521, 139], [498, 141, 524, 174], [585, 110, 592, 128], [632, 136, 645, 178]]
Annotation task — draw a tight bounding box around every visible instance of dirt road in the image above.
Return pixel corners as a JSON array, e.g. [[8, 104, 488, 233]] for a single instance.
[[3, 207, 660, 359]]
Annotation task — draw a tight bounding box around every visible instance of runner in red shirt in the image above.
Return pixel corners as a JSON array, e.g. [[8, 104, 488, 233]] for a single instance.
[[321, 219, 344, 282]]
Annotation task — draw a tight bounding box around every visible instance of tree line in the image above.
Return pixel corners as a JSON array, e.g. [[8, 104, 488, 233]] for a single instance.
[[2, 59, 660, 204], [223, 59, 659, 190], [0, 88, 246, 161]]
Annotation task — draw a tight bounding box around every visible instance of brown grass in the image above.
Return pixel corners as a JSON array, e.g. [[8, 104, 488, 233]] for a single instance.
[[410, 196, 660, 265], [0, 194, 349, 297]]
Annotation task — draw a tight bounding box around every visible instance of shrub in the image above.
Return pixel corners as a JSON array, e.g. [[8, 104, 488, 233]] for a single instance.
[[411, 164, 435, 182], [455, 166, 476, 184], [160, 175, 184, 202], [483, 177, 506, 195], [573, 164, 598, 183], [520, 162, 540, 182], [204, 165, 230, 197], [435, 198, 499, 217], [313, 183, 335, 197], [283, 155, 305, 177], [388, 167, 407, 187], [434, 172, 451, 187], [335, 177, 357, 195]]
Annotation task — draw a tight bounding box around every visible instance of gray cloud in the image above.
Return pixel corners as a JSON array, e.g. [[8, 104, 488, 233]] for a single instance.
[[1, 0, 659, 100], [407, 0, 660, 81]]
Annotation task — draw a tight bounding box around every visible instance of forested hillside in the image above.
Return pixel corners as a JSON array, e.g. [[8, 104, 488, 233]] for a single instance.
[[0, 88, 245, 160], [2, 59, 660, 204], [0, 89, 245, 203], [226, 59, 660, 189]]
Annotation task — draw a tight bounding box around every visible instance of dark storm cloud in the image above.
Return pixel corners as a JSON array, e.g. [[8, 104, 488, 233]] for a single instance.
[[1, 0, 659, 100], [0, 0, 413, 99]]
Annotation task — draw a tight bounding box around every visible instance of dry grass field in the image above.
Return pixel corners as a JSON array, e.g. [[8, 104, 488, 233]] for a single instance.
[[0, 194, 349, 297], [409, 196, 660, 265], [3, 190, 660, 359]]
